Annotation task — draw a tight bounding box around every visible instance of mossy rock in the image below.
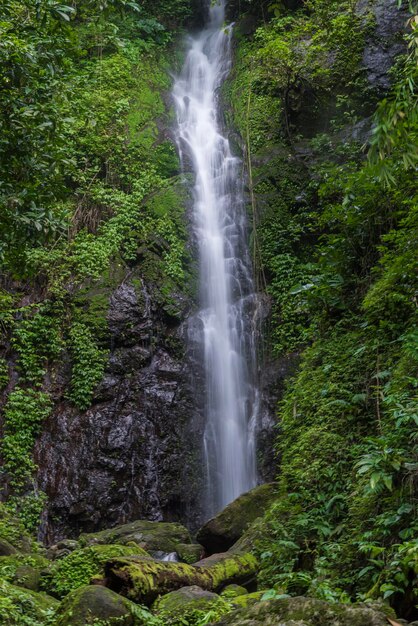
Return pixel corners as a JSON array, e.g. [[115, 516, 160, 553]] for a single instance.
[[152, 585, 229, 623], [0, 539, 18, 556], [220, 584, 248, 598], [0, 553, 49, 591], [196, 484, 277, 554], [53, 585, 147, 626], [229, 591, 264, 608], [212, 596, 390, 625], [104, 552, 258, 605], [176, 543, 204, 564], [43, 542, 149, 598], [0, 503, 36, 553], [46, 539, 80, 561], [0, 578, 58, 625], [79, 519, 192, 553]]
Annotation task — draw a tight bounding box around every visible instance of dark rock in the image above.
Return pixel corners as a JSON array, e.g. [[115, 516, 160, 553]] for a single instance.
[[35, 274, 205, 542], [54, 585, 139, 626], [196, 483, 277, 554], [212, 596, 390, 625], [360, 0, 410, 90]]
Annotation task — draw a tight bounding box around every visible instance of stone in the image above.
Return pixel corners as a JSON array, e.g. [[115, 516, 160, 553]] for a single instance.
[[53, 585, 143, 626], [212, 596, 390, 625], [104, 551, 258, 605], [220, 584, 248, 598], [360, 0, 410, 90], [0, 538, 18, 556], [229, 591, 265, 608], [176, 542, 204, 564], [46, 539, 80, 560], [34, 272, 206, 542], [43, 542, 149, 597], [79, 519, 192, 553], [14, 565, 42, 591], [0, 578, 58, 623], [196, 483, 277, 554], [152, 585, 228, 619]]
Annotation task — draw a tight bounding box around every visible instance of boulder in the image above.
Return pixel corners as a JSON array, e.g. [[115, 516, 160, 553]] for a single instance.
[[197, 484, 277, 554], [220, 584, 248, 598], [104, 551, 258, 605], [43, 542, 149, 597], [0, 538, 18, 556], [152, 585, 229, 621], [0, 578, 58, 624], [0, 553, 49, 592], [79, 519, 193, 553], [53, 585, 145, 626], [176, 542, 204, 564], [14, 565, 42, 592], [212, 596, 390, 625]]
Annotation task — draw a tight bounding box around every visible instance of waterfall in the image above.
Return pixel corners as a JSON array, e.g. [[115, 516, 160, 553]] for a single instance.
[[173, 0, 259, 515]]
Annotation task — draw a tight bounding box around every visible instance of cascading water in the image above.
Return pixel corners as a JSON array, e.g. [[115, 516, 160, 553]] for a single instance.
[[173, 0, 260, 515]]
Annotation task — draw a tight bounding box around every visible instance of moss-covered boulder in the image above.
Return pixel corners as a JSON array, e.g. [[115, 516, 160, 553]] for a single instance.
[[212, 596, 390, 625], [104, 551, 258, 605], [176, 543, 204, 564], [152, 585, 229, 623], [43, 542, 149, 597], [0, 553, 49, 591], [0, 578, 58, 625], [220, 584, 248, 598], [229, 591, 265, 608], [53, 585, 149, 626], [196, 484, 277, 554], [80, 519, 192, 553]]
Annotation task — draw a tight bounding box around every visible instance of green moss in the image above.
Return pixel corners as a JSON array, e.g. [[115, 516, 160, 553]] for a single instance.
[[0, 554, 48, 589], [53, 585, 151, 626], [44, 544, 148, 598], [0, 578, 58, 626], [79, 519, 192, 553], [104, 552, 258, 605]]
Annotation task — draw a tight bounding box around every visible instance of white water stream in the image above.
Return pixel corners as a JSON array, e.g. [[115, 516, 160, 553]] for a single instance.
[[173, 0, 259, 515]]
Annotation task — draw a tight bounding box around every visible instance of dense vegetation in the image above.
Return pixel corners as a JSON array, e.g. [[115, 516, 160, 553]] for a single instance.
[[224, 0, 418, 617], [0, 0, 417, 623], [0, 0, 193, 530]]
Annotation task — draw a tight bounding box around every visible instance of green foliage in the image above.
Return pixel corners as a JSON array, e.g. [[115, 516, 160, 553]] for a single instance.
[[1, 388, 52, 491], [67, 322, 107, 410], [368, 16, 418, 185], [0, 579, 57, 626], [228, 0, 418, 618], [12, 305, 64, 384], [44, 544, 146, 597]]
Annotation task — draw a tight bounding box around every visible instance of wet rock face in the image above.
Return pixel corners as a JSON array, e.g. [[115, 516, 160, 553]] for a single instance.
[[360, 0, 410, 90], [35, 279, 204, 543]]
